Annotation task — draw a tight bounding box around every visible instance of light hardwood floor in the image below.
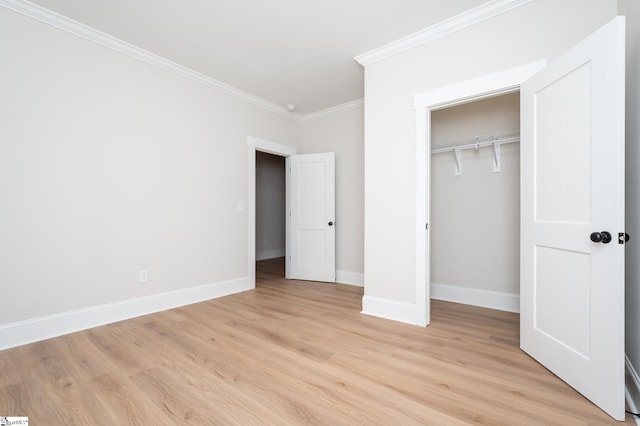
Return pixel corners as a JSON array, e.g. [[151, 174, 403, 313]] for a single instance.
[[0, 257, 635, 424]]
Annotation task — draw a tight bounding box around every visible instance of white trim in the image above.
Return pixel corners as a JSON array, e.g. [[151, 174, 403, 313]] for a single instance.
[[414, 61, 546, 328], [355, 0, 533, 66], [415, 101, 429, 327], [336, 270, 364, 287], [303, 99, 364, 123], [0, 0, 364, 121], [256, 249, 285, 261], [0, 0, 304, 122], [413, 61, 546, 109], [431, 283, 519, 313], [361, 295, 419, 325], [0, 277, 250, 351], [248, 136, 298, 156], [626, 356, 640, 425], [247, 137, 298, 288]]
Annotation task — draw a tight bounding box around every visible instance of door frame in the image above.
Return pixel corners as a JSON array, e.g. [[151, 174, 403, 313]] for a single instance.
[[247, 136, 297, 288], [413, 61, 545, 326]]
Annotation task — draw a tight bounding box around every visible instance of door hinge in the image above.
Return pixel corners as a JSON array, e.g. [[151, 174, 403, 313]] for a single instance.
[[426, 223, 429, 230]]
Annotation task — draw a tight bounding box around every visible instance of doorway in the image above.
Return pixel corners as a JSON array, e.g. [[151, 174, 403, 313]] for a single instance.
[[429, 93, 520, 313], [247, 137, 337, 287], [255, 150, 286, 281], [413, 61, 545, 327], [255, 150, 286, 274], [247, 137, 297, 289]]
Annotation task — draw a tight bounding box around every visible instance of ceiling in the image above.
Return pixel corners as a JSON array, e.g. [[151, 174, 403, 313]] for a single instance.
[[26, 0, 489, 115]]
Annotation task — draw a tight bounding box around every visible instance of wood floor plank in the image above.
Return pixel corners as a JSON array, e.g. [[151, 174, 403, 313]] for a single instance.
[[41, 376, 118, 425], [48, 333, 114, 382], [89, 370, 173, 425], [0, 257, 634, 424], [203, 316, 466, 425], [0, 378, 43, 419]]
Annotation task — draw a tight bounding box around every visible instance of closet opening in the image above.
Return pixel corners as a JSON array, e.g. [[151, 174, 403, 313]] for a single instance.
[[429, 92, 521, 314]]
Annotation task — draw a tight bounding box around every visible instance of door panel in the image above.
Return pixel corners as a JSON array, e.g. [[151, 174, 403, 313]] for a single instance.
[[534, 245, 591, 358], [534, 63, 591, 224], [521, 17, 625, 420], [289, 153, 335, 282]]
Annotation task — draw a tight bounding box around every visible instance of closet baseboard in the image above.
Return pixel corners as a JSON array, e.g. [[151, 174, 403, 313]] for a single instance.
[[431, 283, 519, 313]]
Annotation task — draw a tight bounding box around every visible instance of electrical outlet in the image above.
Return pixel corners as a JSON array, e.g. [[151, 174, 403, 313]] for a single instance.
[[139, 270, 148, 282]]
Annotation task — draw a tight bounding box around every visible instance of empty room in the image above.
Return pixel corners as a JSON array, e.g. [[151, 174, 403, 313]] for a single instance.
[[1, 0, 640, 424]]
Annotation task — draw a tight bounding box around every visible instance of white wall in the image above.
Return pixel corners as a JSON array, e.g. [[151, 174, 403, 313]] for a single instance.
[[363, 0, 617, 309], [255, 151, 286, 260], [618, 0, 640, 410], [0, 6, 301, 332], [303, 107, 364, 285], [430, 93, 520, 296]]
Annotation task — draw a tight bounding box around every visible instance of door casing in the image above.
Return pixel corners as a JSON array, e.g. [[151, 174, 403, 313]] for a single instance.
[[413, 61, 546, 326], [247, 136, 297, 288]]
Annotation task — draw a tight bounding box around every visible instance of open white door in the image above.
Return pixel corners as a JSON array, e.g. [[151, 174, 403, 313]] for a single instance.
[[288, 152, 335, 282], [521, 17, 625, 421]]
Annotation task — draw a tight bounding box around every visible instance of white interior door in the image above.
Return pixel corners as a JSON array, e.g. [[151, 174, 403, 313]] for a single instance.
[[520, 17, 625, 420], [288, 152, 335, 282]]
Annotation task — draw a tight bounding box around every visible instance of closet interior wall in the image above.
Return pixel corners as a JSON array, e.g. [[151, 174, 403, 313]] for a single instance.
[[430, 92, 521, 301]]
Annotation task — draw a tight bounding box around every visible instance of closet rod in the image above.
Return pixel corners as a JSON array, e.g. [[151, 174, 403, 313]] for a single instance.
[[431, 130, 520, 154], [431, 130, 520, 175]]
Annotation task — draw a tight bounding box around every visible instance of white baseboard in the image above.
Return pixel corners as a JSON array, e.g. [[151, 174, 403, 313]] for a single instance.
[[0, 276, 251, 351], [361, 295, 419, 325], [430, 282, 520, 313], [336, 270, 364, 287], [626, 355, 640, 425], [256, 249, 285, 261]]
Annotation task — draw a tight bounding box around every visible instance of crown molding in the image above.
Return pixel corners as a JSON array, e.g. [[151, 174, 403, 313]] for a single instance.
[[302, 98, 364, 123], [354, 0, 533, 67], [0, 0, 303, 121]]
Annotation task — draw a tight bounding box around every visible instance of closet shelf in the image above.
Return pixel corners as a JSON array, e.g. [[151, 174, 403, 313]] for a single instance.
[[431, 129, 520, 153], [431, 130, 520, 176]]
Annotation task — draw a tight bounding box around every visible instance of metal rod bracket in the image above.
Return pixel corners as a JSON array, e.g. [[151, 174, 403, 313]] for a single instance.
[[493, 142, 501, 173], [454, 147, 462, 176]]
